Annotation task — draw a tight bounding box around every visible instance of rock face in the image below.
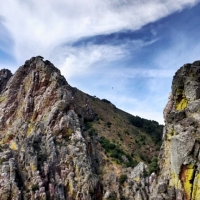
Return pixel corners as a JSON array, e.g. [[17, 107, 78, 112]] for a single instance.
[[0, 56, 152, 200], [0, 57, 102, 199], [151, 61, 200, 200], [4, 56, 200, 200], [0, 69, 12, 94]]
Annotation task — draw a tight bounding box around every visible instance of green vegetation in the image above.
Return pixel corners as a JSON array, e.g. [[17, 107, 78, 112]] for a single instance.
[[72, 87, 162, 168], [89, 128, 98, 137], [135, 135, 146, 146], [99, 136, 138, 167], [148, 156, 159, 174], [101, 99, 111, 104], [31, 184, 39, 192], [84, 122, 98, 137], [124, 130, 130, 135], [0, 157, 6, 165], [129, 115, 163, 144], [85, 122, 93, 131], [119, 174, 127, 185], [106, 121, 112, 128]]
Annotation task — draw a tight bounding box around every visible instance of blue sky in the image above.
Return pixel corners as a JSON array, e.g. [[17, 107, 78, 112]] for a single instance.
[[1, 0, 200, 124]]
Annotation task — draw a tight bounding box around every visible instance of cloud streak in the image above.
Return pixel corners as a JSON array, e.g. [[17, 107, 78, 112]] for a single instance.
[[55, 44, 126, 79], [0, 0, 199, 64], [0, 0, 200, 124]]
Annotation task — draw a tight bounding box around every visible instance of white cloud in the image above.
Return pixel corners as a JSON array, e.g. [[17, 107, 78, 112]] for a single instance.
[[54, 38, 158, 79], [0, 0, 199, 124], [0, 0, 199, 66], [153, 31, 200, 74], [55, 44, 126, 79], [112, 68, 175, 78]]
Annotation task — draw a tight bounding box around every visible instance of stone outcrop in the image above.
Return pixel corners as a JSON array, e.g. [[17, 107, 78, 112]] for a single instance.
[[0, 57, 102, 199], [0, 56, 153, 200], [5, 56, 199, 200], [0, 69, 12, 94], [151, 61, 200, 200]]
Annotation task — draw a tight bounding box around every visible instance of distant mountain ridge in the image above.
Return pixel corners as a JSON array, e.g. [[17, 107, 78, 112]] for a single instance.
[[0, 56, 163, 199]]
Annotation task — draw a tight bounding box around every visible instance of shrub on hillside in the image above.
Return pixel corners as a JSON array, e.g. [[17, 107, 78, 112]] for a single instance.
[[119, 174, 127, 185], [99, 137, 138, 168], [129, 115, 164, 144], [149, 156, 159, 174], [101, 99, 111, 103]]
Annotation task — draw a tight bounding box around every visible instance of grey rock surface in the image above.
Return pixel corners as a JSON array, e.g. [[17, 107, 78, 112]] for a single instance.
[[151, 60, 200, 200], [0, 56, 154, 200]]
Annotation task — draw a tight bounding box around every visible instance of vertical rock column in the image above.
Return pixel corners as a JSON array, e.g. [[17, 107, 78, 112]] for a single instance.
[[151, 61, 200, 200]]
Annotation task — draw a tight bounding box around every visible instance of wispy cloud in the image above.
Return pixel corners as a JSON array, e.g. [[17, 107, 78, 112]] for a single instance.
[[54, 44, 126, 79], [0, 0, 200, 124], [154, 32, 200, 70], [54, 38, 159, 79], [112, 69, 175, 78], [0, 0, 199, 65]]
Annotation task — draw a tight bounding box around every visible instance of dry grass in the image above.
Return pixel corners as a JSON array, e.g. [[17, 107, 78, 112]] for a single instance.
[[72, 87, 162, 165]]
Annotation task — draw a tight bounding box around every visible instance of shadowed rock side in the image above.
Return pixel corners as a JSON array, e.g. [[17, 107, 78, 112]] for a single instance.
[[0, 69, 12, 94], [0, 56, 154, 200], [151, 61, 200, 200]]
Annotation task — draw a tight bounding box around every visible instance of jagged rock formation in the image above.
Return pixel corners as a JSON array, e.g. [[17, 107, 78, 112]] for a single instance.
[[0, 69, 12, 93], [151, 61, 200, 200], [0, 57, 102, 199], [0, 56, 155, 200]]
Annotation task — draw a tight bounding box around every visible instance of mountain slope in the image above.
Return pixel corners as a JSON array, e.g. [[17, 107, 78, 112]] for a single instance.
[[72, 87, 163, 166], [0, 56, 163, 200]]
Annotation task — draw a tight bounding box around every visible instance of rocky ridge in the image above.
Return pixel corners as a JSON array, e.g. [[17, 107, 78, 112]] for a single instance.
[[0, 68, 12, 93], [0, 56, 155, 200], [3, 56, 200, 200], [0, 57, 102, 199], [151, 61, 200, 200]]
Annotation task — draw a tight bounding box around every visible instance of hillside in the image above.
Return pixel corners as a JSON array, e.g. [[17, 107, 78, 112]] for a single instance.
[[71, 87, 163, 168], [0, 56, 163, 200]]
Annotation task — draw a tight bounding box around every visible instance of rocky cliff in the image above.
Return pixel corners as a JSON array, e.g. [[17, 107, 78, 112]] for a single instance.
[[4, 56, 200, 200], [0, 57, 104, 199], [0, 68, 12, 93], [151, 61, 200, 200], [0, 56, 162, 200]]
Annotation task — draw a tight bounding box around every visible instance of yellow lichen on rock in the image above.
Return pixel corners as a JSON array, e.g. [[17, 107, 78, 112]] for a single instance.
[[134, 177, 140, 182], [169, 171, 181, 189], [31, 163, 37, 172], [192, 173, 200, 200], [27, 124, 34, 136], [9, 140, 18, 150], [0, 94, 6, 103], [175, 89, 188, 110], [68, 180, 74, 196], [176, 98, 188, 110], [167, 129, 175, 140], [180, 164, 195, 200]]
